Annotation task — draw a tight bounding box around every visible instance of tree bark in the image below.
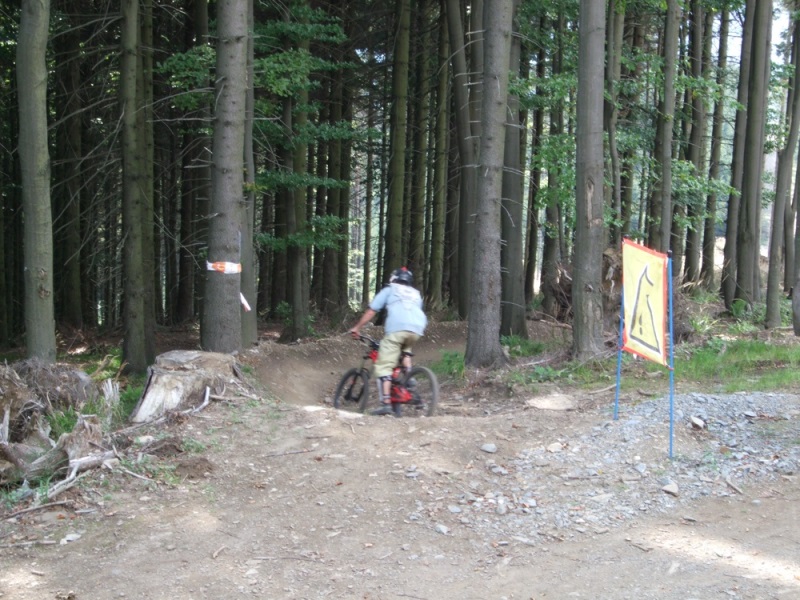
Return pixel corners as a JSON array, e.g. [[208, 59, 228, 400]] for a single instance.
[[200, 0, 247, 353], [736, 0, 772, 307], [383, 0, 412, 282], [284, 7, 311, 341], [54, 3, 83, 330], [722, 0, 756, 308], [572, 0, 607, 360], [684, 0, 708, 284], [654, 0, 681, 253], [18, 0, 56, 363], [604, 0, 624, 246], [446, 0, 478, 317], [428, 5, 449, 308], [121, 0, 149, 373], [465, 0, 513, 369], [500, 0, 527, 338], [409, 0, 431, 279], [770, 15, 800, 327], [702, 9, 728, 290], [241, 0, 257, 346], [524, 33, 545, 307]]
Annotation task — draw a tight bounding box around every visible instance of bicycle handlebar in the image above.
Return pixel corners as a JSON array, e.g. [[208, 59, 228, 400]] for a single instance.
[[358, 334, 379, 347], [347, 332, 380, 348]]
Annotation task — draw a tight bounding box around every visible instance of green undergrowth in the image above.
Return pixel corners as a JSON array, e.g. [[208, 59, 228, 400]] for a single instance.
[[431, 323, 800, 398]]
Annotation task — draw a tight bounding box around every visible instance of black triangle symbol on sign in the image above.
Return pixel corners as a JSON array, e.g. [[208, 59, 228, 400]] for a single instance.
[[629, 264, 661, 354]]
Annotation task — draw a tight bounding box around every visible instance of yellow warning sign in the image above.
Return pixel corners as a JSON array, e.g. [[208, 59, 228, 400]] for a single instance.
[[622, 239, 668, 366]]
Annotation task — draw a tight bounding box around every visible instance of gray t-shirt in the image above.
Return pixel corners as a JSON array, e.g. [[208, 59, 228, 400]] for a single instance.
[[370, 283, 427, 335]]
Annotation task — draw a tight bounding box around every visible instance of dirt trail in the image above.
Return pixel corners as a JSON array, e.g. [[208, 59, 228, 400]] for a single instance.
[[1, 322, 798, 600]]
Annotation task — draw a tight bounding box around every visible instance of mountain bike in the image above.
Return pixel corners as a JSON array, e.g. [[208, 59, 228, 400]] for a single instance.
[[333, 334, 439, 417]]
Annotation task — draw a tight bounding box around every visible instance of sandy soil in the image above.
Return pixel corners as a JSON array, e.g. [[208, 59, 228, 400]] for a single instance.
[[1, 321, 798, 600]]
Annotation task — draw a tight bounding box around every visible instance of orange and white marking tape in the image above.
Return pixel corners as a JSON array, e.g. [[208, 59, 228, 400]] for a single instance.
[[206, 261, 242, 274]]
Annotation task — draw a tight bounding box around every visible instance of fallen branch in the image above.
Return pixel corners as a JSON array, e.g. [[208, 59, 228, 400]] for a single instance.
[[1, 406, 10, 443], [0, 540, 58, 549], [47, 469, 90, 500], [263, 448, 312, 458], [208, 386, 262, 403], [183, 386, 211, 414], [4, 500, 72, 520], [46, 451, 116, 500], [588, 384, 616, 395], [117, 467, 152, 482], [725, 477, 745, 495]]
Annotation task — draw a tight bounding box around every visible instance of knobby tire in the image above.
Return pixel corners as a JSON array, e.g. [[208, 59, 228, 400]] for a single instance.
[[401, 366, 439, 417], [333, 368, 370, 411]]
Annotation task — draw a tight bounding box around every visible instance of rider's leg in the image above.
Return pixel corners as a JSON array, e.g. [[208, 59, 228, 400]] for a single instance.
[[400, 332, 420, 370], [371, 376, 394, 415]]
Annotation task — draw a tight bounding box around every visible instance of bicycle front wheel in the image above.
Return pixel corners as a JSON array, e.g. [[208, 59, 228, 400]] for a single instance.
[[403, 366, 439, 417], [333, 368, 370, 411]]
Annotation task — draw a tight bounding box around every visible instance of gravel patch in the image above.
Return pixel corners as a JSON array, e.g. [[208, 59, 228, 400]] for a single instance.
[[408, 392, 800, 543]]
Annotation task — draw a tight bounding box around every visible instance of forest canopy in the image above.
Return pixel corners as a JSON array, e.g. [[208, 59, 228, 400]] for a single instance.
[[2, 0, 799, 370]]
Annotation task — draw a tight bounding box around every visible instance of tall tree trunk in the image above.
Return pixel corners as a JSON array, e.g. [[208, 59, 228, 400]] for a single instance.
[[541, 16, 563, 320], [769, 15, 800, 326], [310, 112, 327, 306], [176, 0, 211, 323], [684, 0, 707, 284], [284, 9, 311, 341], [409, 0, 431, 278], [54, 3, 83, 330], [722, 0, 755, 307], [338, 86, 353, 308], [241, 0, 257, 346], [446, 0, 478, 317], [465, 0, 513, 369], [200, 0, 247, 353], [572, 0, 606, 360], [322, 70, 343, 312], [500, 0, 527, 338], [18, 0, 56, 362], [139, 0, 156, 360], [383, 0, 412, 280], [620, 18, 644, 239], [428, 4, 449, 308], [702, 8, 728, 290], [121, 0, 149, 373], [524, 34, 545, 307], [653, 0, 681, 253], [604, 0, 624, 246], [736, 0, 772, 307]]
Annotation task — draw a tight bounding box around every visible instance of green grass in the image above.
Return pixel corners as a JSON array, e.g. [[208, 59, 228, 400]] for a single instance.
[[633, 337, 800, 393], [501, 334, 547, 358], [181, 437, 206, 453], [499, 331, 800, 397], [431, 350, 465, 380], [46, 376, 144, 436]]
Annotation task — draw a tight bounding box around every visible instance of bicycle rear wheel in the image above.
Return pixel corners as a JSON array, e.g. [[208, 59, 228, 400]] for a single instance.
[[402, 366, 439, 417], [333, 368, 370, 411]]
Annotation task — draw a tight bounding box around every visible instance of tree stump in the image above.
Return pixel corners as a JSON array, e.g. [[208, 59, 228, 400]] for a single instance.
[[129, 351, 241, 423]]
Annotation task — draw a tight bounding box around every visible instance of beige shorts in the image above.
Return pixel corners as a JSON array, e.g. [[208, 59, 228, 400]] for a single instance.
[[374, 331, 420, 378]]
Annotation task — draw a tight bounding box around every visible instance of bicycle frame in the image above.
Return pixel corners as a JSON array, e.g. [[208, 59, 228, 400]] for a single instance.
[[357, 334, 414, 405]]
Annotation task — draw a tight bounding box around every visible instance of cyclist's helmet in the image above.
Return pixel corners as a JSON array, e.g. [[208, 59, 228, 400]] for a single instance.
[[390, 266, 414, 286]]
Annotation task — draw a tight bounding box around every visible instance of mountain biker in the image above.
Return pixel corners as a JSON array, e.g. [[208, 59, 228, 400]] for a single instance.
[[349, 266, 428, 416]]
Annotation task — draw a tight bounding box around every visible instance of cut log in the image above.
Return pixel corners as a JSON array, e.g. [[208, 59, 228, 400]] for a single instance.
[[129, 351, 241, 423], [1, 415, 103, 484]]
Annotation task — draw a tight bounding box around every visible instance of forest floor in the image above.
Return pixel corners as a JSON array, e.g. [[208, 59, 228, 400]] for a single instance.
[[1, 319, 799, 600]]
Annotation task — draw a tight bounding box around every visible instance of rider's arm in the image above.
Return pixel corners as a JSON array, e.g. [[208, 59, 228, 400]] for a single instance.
[[349, 308, 377, 337]]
